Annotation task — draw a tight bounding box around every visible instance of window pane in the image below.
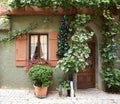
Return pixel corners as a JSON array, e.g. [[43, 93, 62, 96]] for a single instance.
[[40, 35, 47, 60], [31, 35, 38, 59], [30, 34, 48, 60]]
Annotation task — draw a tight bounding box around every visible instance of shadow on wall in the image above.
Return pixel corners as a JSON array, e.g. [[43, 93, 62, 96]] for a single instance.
[[49, 68, 64, 91]]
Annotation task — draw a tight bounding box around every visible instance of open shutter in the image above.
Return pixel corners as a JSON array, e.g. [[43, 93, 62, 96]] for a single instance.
[[16, 35, 26, 66], [49, 32, 58, 66]]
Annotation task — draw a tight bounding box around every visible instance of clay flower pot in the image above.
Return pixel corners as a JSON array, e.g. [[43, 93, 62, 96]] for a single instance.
[[34, 85, 48, 98]]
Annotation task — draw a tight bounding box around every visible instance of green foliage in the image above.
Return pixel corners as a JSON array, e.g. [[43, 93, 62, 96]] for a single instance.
[[9, 0, 23, 8], [0, 16, 9, 25], [57, 77, 70, 91], [8, 0, 55, 8], [103, 10, 113, 20], [0, 23, 37, 43], [7, 0, 120, 10], [101, 68, 120, 92], [101, 44, 118, 64], [60, 80, 70, 90], [100, 9, 120, 92], [57, 15, 73, 58], [57, 14, 94, 73], [28, 65, 53, 88]]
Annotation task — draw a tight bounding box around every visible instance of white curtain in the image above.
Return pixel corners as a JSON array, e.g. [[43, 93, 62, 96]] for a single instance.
[[31, 35, 38, 59], [40, 35, 47, 60], [31, 35, 47, 60]]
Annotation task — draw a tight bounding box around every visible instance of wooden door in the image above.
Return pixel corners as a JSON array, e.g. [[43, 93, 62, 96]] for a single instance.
[[77, 42, 95, 89]]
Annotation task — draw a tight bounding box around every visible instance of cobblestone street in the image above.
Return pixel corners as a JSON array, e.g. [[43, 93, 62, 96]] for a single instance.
[[0, 88, 120, 104]]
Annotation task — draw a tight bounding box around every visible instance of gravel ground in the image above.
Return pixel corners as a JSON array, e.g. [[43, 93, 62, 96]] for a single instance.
[[0, 88, 120, 104]]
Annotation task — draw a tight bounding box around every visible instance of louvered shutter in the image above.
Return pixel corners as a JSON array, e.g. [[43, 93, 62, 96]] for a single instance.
[[49, 32, 58, 66], [16, 35, 26, 66]]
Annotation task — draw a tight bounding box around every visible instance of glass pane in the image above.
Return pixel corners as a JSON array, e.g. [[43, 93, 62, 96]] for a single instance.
[[31, 35, 38, 59], [40, 35, 47, 60], [86, 60, 93, 69]]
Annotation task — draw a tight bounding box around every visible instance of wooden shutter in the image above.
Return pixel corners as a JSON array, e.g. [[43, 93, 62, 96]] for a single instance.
[[49, 32, 58, 66], [16, 35, 27, 66]]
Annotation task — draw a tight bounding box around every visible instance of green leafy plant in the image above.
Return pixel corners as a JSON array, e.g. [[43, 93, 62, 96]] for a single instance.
[[9, 0, 25, 9], [8, 0, 55, 9], [7, 0, 120, 10], [100, 9, 120, 93], [61, 80, 70, 90], [28, 65, 53, 88], [101, 68, 120, 92], [57, 77, 70, 93], [57, 14, 94, 73], [0, 23, 37, 43], [57, 15, 73, 58]]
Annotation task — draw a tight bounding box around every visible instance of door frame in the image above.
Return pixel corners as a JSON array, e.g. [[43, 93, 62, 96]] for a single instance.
[[77, 40, 96, 89], [76, 26, 99, 89]]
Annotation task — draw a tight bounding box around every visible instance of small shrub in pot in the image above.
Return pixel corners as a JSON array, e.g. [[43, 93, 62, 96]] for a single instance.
[[28, 65, 53, 97]]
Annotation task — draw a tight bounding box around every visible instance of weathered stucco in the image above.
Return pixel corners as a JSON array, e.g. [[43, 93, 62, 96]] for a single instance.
[[0, 16, 62, 90], [0, 16, 104, 90], [0, 32, 33, 89], [87, 19, 105, 90]]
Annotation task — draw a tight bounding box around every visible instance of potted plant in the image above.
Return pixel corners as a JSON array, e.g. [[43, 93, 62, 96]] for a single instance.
[[57, 77, 70, 97], [28, 65, 53, 98]]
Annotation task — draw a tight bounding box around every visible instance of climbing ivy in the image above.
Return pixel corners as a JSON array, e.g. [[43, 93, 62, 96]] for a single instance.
[[7, 0, 120, 10], [56, 14, 94, 73], [56, 15, 73, 58], [100, 10, 120, 92], [0, 23, 37, 42]]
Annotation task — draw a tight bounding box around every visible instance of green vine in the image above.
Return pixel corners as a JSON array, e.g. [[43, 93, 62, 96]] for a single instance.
[[56, 15, 73, 58], [7, 0, 120, 10], [100, 10, 120, 92], [57, 14, 94, 73], [0, 23, 37, 42]]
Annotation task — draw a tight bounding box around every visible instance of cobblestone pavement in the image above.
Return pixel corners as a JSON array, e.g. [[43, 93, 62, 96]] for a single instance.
[[0, 88, 120, 104]]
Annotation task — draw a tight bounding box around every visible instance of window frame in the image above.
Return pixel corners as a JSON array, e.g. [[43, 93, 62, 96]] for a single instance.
[[29, 33, 49, 60]]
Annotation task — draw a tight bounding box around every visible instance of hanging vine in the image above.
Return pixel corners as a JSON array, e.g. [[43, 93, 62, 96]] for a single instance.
[[100, 10, 120, 92], [7, 0, 120, 10], [0, 23, 37, 42], [57, 14, 94, 73]]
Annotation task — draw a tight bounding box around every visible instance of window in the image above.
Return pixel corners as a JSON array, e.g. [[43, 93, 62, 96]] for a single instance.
[[16, 32, 58, 67], [29, 34, 48, 61]]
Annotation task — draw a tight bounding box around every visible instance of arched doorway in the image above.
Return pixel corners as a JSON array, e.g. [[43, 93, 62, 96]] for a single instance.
[[77, 27, 96, 89]]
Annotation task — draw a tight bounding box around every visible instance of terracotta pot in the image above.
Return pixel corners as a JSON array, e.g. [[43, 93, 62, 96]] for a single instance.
[[34, 85, 48, 98]]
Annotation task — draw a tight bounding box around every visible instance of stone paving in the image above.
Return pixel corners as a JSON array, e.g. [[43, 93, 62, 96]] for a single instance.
[[0, 88, 120, 104]]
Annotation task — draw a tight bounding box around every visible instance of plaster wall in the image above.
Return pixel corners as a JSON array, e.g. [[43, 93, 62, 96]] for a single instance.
[[0, 16, 104, 90], [87, 19, 105, 90], [0, 16, 63, 90]]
